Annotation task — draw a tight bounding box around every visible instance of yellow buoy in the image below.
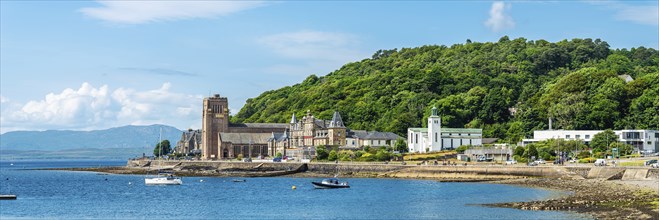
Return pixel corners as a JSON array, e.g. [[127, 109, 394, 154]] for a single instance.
[[292, 185, 296, 190]]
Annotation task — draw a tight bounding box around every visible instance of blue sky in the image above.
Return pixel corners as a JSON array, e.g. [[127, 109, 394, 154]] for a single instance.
[[1, 1, 657, 133]]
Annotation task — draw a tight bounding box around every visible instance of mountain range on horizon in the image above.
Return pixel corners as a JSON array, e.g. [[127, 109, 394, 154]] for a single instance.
[[0, 124, 183, 152]]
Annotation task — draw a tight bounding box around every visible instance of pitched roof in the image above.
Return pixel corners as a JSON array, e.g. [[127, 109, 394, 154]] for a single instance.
[[219, 133, 272, 144], [229, 123, 288, 129], [349, 130, 400, 140], [329, 111, 344, 128]]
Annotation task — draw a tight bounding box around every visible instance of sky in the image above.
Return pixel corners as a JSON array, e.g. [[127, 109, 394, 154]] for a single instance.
[[1, 1, 657, 134]]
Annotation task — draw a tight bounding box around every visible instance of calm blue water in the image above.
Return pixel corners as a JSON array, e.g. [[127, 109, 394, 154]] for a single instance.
[[0, 160, 591, 219]]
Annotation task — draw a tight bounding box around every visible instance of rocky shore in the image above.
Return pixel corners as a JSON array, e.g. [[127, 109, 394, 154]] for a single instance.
[[487, 178, 659, 220], [51, 164, 659, 219]]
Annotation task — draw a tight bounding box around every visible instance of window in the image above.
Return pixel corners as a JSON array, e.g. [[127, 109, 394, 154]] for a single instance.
[[415, 134, 418, 144], [585, 135, 590, 139], [576, 135, 581, 139], [434, 133, 437, 142], [566, 135, 570, 139]]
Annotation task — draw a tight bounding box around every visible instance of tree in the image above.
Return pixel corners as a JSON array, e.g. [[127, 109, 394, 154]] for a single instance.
[[524, 144, 538, 159], [590, 129, 618, 152], [455, 145, 469, 154], [394, 139, 408, 153], [513, 146, 525, 157], [275, 152, 282, 158], [328, 150, 338, 161], [153, 140, 171, 157], [316, 145, 329, 160]]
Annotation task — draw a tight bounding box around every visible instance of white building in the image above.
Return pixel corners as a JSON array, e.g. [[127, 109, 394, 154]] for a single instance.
[[522, 129, 659, 153], [407, 106, 483, 153]]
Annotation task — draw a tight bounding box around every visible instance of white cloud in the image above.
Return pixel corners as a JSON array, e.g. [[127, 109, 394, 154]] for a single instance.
[[615, 5, 659, 25], [588, 1, 658, 26], [80, 1, 266, 24], [1, 82, 202, 133], [0, 95, 8, 103], [485, 1, 515, 32], [258, 30, 369, 76]]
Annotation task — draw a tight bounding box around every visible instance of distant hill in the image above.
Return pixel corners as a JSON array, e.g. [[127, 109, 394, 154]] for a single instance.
[[0, 125, 183, 151]]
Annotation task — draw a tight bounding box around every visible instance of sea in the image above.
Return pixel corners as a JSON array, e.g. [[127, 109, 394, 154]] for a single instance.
[[0, 160, 592, 219]]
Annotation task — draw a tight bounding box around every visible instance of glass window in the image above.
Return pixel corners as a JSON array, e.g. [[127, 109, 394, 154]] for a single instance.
[[586, 135, 590, 139], [576, 135, 581, 139], [566, 135, 570, 139]]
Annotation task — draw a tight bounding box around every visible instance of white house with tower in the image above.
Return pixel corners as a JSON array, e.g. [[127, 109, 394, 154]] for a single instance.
[[407, 106, 483, 153]]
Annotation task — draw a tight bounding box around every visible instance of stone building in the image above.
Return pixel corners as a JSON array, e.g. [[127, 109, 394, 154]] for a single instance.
[[174, 129, 202, 155], [345, 130, 400, 148], [289, 110, 347, 147], [407, 106, 483, 153], [201, 94, 287, 160]]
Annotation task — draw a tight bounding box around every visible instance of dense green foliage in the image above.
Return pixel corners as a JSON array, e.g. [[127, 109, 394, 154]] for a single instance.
[[233, 37, 659, 140], [153, 140, 171, 157]]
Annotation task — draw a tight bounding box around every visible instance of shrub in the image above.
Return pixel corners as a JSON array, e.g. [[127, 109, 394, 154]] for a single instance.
[[237, 154, 243, 161], [577, 151, 591, 159], [360, 152, 375, 161], [578, 157, 596, 163], [456, 145, 468, 154], [328, 150, 338, 161]]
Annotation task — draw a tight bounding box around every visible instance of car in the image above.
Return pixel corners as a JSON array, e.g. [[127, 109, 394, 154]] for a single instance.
[[527, 161, 538, 166], [594, 159, 607, 166], [652, 163, 659, 168], [505, 160, 517, 165], [242, 157, 252, 162], [644, 159, 657, 166], [534, 159, 546, 164], [272, 157, 282, 162]]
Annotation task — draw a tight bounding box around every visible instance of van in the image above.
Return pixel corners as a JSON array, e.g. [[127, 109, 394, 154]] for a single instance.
[[594, 159, 606, 166]]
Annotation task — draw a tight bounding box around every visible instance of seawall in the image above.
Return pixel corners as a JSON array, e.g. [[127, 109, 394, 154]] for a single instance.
[[127, 159, 658, 180]]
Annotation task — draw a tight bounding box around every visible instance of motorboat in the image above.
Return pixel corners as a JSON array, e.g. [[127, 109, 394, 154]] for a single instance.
[[312, 178, 349, 189]]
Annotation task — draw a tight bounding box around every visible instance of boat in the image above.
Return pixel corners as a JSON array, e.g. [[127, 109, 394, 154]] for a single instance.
[[0, 195, 17, 200], [311, 178, 350, 189], [232, 179, 246, 182], [145, 127, 182, 185]]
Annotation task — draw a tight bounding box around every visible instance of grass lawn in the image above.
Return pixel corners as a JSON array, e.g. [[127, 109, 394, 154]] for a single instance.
[[404, 151, 457, 161]]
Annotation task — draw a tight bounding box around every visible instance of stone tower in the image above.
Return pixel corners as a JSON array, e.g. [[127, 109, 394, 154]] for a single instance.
[[201, 94, 229, 159], [427, 106, 442, 151], [327, 111, 346, 146]]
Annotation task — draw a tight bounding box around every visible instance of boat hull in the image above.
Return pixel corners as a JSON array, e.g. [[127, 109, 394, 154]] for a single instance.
[[0, 195, 17, 200], [312, 182, 350, 189], [145, 177, 182, 185]]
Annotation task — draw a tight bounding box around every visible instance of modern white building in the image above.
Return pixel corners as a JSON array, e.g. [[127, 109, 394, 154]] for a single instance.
[[522, 129, 659, 153], [407, 106, 483, 153]]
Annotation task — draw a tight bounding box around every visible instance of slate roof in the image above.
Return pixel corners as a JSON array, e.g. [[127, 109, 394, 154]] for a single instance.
[[219, 133, 272, 144], [349, 130, 400, 140], [229, 123, 288, 129]]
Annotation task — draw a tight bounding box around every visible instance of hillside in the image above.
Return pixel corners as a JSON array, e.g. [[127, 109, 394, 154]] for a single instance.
[[0, 124, 182, 151], [232, 37, 659, 143]]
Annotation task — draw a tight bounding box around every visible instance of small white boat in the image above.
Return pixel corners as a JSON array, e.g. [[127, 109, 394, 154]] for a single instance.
[[312, 178, 349, 189], [145, 127, 183, 186], [0, 195, 17, 200], [145, 174, 182, 185]]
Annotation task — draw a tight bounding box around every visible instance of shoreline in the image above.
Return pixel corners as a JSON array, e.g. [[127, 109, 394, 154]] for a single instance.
[[49, 164, 659, 219]]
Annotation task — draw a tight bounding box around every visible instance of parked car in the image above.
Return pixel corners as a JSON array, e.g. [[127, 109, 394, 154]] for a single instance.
[[527, 161, 538, 166], [652, 163, 659, 168], [644, 159, 657, 166], [505, 160, 517, 165], [272, 157, 282, 162], [534, 159, 546, 164], [594, 159, 607, 166], [242, 157, 252, 162]]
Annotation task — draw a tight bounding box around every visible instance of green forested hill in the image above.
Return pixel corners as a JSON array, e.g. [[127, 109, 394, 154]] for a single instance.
[[232, 37, 659, 143]]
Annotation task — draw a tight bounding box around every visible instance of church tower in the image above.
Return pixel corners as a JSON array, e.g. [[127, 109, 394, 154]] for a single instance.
[[427, 106, 442, 151], [201, 94, 229, 159]]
